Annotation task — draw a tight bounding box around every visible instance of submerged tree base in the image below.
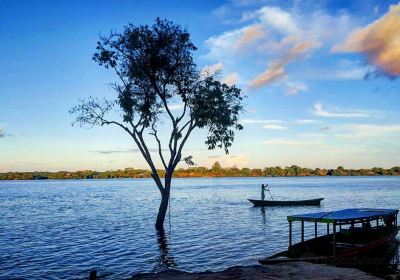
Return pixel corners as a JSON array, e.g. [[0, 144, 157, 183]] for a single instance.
[[131, 262, 380, 279]]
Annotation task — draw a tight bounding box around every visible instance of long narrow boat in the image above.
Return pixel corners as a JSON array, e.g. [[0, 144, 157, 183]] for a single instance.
[[248, 198, 324, 207], [259, 208, 399, 268]]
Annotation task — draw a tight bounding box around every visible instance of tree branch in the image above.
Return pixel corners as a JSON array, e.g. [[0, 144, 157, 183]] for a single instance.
[[172, 120, 197, 169], [176, 100, 187, 123], [178, 118, 193, 134], [102, 118, 164, 193], [135, 129, 164, 192], [150, 124, 168, 171], [148, 78, 177, 128]]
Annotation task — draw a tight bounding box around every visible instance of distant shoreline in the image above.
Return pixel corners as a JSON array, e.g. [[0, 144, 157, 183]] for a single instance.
[[1, 175, 400, 181], [1, 165, 399, 180]]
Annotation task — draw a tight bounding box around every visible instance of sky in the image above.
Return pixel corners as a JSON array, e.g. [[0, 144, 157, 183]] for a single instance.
[[1, 0, 400, 172]]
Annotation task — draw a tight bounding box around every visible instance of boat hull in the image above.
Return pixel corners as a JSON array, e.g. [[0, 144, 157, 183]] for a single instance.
[[248, 198, 324, 207]]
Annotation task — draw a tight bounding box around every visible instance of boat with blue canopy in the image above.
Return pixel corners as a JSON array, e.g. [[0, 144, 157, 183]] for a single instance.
[[259, 208, 399, 268]]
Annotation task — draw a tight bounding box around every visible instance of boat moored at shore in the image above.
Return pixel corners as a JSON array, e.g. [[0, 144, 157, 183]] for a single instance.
[[259, 208, 399, 268]]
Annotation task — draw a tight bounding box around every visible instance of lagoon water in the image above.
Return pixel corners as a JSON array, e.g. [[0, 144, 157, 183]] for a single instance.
[[1, 177, 399, 279]]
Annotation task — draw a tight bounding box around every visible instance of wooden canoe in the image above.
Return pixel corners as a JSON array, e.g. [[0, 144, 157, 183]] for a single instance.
[[248, 198, 324, 207]]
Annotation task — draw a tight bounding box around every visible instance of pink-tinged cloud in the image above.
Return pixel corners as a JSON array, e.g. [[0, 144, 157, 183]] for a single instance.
[[235, 24, 264, 50], [249, 38, 320, 89], [249, 64, 285, 88], [332, 4, 400, 77], [222, 72, 240, 86]]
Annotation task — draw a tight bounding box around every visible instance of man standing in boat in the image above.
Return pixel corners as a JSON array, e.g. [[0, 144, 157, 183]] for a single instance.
[[261, 184, 267, 200]]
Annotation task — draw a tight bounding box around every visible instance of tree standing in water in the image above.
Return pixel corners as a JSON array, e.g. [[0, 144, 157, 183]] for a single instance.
[[71, 19, 244, 230]]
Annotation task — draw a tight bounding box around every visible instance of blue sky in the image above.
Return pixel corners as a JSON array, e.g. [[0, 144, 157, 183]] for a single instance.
[[1, 0, 400, 172]]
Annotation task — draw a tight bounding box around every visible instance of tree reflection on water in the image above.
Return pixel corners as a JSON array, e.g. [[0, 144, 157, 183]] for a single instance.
[[153, 229, 177, 272]]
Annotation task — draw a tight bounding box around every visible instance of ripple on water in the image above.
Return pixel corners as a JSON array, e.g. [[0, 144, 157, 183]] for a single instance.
[[0, 177, 399, 279]]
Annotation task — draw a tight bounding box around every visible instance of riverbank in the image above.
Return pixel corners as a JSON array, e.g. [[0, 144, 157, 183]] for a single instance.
[[131, 263, 382, 279], [2, 165, 399, 180]]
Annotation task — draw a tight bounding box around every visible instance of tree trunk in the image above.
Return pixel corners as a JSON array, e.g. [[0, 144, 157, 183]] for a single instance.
[[155, 176, 171, 231], [155, 190, 169, 230]]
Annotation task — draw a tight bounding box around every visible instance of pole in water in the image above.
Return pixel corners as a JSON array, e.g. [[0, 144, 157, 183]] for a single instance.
[[266, 184, 273, 200]]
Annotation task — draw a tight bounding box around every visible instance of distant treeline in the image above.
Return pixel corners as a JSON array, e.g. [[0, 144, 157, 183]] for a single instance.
[[1, 162, 400, 180]]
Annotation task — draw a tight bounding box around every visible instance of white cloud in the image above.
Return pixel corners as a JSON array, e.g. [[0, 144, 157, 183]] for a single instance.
[[263, 138, 322, 147], [263, 124, 287, 130], [209, 7, 340, 89], [341, 124, 400, 138], [207, 154, 249, 168], [296, 119, 318, 124], [327, 67, 369, 80], [242, 119, 284, 124], [212, 5, 231, 18], [286, 81, 308, 95], [222, 72, 240, 86], [314, 103, 370, 118], [168, 103, 185, 111], [201, 62, 224, 77], [252, 6, 299, 34], [204, 29, 244, 61], [203, 4, 357, 91]]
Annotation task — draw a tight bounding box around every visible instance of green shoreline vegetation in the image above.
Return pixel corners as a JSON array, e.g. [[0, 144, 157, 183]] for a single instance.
[[1, 162, 400, 180]]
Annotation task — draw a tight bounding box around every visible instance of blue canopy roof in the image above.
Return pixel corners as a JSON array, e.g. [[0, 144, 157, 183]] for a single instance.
[[288, 208, 398, 223]]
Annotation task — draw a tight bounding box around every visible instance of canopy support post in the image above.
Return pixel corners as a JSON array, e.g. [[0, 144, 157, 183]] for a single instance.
[[289, 221, 292, 247], [333, 221, 336, 256], [314, 221, 317, 238], [301, 221, 304, 243], [327, 223, 329, 234]]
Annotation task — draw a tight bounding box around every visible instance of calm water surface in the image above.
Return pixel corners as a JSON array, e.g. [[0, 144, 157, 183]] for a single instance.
[[0, 177, 399, 279]]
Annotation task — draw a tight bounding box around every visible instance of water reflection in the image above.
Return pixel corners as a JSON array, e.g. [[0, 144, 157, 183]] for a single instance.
[[389, 240, 400, 273], [367, 239, 400, 276], [153, 229, 177, 272], [260, 207, 266, 225]]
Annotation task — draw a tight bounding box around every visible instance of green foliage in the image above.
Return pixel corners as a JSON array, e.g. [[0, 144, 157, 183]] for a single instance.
[[2, 165, 399, 180], [211, 161, 222, 172], [191, 77, 243, 153], [92, 18, 198, 127]]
